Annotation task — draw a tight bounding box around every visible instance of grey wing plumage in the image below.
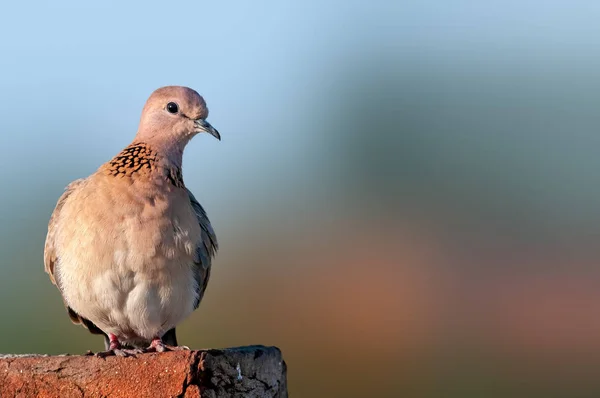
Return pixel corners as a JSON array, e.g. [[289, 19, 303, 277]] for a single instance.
[[187, 189, 218, 309]]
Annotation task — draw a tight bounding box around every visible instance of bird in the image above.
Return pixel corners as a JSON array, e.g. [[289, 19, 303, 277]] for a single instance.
[[44, 86, 220, 356]]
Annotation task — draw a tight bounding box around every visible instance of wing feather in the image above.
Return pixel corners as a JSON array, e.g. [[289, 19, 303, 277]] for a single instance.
[[187, 189, 218, 309], [43, 179, 105, 335], [44, 179, 85, 286]]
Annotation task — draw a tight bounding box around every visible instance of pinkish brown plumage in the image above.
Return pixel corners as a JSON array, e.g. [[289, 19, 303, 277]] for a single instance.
[[44, 86, 220, 356]]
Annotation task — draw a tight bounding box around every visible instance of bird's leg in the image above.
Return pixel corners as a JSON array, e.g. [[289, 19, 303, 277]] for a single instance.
[[146, 336, 189, 352], [91, 334, 143, 357], [90, 334, 121, 357], [108, 333, 121, 350]]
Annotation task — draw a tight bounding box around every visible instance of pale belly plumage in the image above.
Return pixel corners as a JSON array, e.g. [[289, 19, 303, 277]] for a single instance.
[[54, 176, 202, 344], [64, 255, 198, 343]]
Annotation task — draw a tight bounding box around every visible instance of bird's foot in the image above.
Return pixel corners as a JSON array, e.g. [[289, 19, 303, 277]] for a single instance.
[[86, 347, 145, 358], [85, 333, 145, 357], [146, 337, 190, 353]]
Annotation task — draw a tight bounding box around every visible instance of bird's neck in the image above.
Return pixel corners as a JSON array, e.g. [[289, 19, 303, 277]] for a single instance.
[[133, 124, 192, 169], [103, 141, 185, 189], [146, 139, 185, 169]]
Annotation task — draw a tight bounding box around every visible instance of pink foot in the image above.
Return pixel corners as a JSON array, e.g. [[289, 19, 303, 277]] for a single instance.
[[90, 334, 143, 357], [108, 333, 121, 350], [146, 337, 189, 352]]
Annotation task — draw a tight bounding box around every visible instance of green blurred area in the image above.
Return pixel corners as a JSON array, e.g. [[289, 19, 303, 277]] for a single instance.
[[3, 1, 600, 397]]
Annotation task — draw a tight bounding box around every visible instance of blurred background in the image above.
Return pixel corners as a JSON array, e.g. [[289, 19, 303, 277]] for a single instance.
[[1, 1, 600, 396]]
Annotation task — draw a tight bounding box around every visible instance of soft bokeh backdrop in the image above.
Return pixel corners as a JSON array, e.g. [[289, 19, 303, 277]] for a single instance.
[[1, 1, 600, 397]]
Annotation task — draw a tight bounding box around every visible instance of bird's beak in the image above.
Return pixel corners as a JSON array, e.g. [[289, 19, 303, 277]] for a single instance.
[[194, 119, 221, 140]]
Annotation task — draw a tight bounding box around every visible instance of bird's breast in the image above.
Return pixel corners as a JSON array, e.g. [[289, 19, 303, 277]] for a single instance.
[[54, 176, 201, 340], [57, 174, 201, 277]]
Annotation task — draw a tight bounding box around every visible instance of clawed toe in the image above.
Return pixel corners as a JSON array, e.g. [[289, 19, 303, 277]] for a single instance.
[[91, 348, 144, 358], [86, 333, 190, 357], [94, 349, 115, 358], [157, 344, 189, 352], [147, 338, 190, 353], [113, 349, 131, 357]]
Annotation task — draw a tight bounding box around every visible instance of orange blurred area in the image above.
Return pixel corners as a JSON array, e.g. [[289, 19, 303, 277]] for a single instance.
[[191, 217, 600, 397]]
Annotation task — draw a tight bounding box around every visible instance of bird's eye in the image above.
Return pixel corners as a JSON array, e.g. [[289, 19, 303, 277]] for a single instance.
[[166, 102, 179, 114]]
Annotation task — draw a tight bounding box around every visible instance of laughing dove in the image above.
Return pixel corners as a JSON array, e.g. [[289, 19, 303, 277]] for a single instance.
[[44, 86, 219, 355]]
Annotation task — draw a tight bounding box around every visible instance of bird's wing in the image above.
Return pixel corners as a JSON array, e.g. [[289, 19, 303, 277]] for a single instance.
[[44, 178, 111, 336], [187, 188, 218, 309], [44, 179, 86, 286]]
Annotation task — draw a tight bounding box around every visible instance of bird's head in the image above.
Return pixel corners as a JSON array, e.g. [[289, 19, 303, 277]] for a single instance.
[[136, 86, 220, 148]]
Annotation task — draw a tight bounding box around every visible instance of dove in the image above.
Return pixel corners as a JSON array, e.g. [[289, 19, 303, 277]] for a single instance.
[[44, 86, 219, 356]]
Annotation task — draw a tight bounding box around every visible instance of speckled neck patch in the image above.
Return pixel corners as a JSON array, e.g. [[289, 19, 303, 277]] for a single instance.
[[105, 142, 184, 188], [106, 143, 157, 177]]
